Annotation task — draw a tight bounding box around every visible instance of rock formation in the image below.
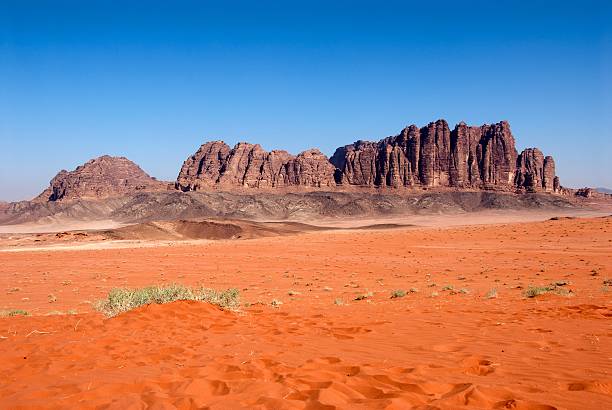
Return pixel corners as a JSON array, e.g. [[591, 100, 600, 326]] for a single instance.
[[30, 119, 561, 203], [330, 120, 531, 191], [176, 142, 335, 191], [179, 120, 559, 193], [34, 155, 168, 202], [515, 148, 557, 192]]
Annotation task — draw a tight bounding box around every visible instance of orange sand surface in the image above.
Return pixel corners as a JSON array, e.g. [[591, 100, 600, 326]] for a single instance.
[[0, 217, 611, 409]]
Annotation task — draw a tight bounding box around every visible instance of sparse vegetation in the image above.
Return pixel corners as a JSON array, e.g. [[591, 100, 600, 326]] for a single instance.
[[441, 285, 454, 291], [409, 287, 419, 293], [0, 309, 29, 317], [524, 285, 556, 298], [354, 291, 373, 301], [270, 299, 283, 308], [334, 298, 344, 306], [523, 282, 572, 298], [485, 288, 498, 299], [390, 289, 406, 299], [287, 290, 301, 296], [94, 284, 240, 317]]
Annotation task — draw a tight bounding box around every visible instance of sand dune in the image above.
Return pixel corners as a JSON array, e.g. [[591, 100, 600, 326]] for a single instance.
[[0, 217, 610, 409]]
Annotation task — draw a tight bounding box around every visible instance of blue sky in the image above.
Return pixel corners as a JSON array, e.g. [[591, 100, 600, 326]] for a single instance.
[[1, 0, 610, 201]]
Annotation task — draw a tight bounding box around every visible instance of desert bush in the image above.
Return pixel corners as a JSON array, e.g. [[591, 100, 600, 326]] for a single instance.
[[524, 285, 555, 298], [485, 288, 498, 299], [390, 289, 406, 299], [0, 309, 29, 317], [524, 284, 568, 298], [354, 291, 373, 301], [94, 284, 240, 317]]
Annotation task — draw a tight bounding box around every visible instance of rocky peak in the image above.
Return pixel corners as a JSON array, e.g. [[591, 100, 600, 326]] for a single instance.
[[34, 155, 167, 202], [176, 143, 336, 190]]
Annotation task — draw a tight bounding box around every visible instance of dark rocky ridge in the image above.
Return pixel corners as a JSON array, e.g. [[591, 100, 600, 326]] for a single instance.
[[0, 191, 578, 226], [178, 120, 560, 194]]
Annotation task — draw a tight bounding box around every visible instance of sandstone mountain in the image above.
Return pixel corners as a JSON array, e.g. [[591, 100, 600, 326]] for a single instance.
[[176, 142, 335, 191], [34, 155, 168, 202], [179, 120, 559, 193], [25, 119, 562, 206], [330, 120, 558, 192]]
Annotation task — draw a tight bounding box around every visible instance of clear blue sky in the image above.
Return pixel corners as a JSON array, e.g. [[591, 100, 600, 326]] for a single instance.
[[1, 0, 610, 201]]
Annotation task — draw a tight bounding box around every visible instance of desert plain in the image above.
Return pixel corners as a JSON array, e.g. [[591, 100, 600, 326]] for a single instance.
[[0, 212, 610, 410]]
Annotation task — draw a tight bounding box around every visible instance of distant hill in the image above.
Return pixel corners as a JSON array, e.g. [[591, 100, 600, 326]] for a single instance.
[[595, 187, 612, 194]]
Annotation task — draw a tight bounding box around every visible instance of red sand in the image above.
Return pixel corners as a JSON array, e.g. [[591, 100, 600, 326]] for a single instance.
[[1, 217, 611, 409]]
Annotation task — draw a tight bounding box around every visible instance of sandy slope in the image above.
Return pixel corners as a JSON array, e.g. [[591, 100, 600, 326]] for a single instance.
[[0, 217, 611, 409]]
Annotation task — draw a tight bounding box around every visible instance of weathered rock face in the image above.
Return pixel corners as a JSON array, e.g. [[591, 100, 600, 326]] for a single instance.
[[543, 156, 556, 192], [477, 121, 518, 187], [35, 155, 167, 202], [176, 143, 335, 190], [176, 141, 231, 191], [515, 148, 545, 192], [285, 149, 336, 187], [515, 149, 558, 193], [179, 120, 558, 193], [331, 120, 527, 191]]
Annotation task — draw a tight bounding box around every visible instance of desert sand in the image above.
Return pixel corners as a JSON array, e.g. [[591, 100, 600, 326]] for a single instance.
[[0, 216, 610, 409]]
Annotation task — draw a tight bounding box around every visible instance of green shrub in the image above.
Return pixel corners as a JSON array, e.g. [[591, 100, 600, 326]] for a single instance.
[[94, 284, 240, 317], [524, 281, 574, 299], [0, 309, 29, 317], [524, 285, 554, 298], [390, 289, 406, 299]]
